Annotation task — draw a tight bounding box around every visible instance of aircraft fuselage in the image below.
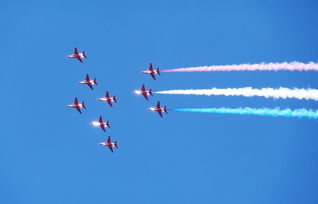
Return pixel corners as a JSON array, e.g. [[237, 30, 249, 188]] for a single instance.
[[149, 107, 164, 112], [99, 142, 116, 147], [134, 90, 151, 95], [67, 104, 83, 108], [78, 80, 95, 85], [98, 97, 114, 102], [141, 70, 158, 74], [67, 53, 85, 59]]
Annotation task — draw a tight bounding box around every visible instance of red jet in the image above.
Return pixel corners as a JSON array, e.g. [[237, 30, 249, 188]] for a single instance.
[[91, 116, 110, 132], [141, 63, 160, 80], [67, 48, 87, 63], [78, 74, 98, 90], [149, 101, 167, 118], [97, 91, 117, 107], [134, 84, 153, 100], [99, 136, 118, 153], [66, 97, 86, 114]]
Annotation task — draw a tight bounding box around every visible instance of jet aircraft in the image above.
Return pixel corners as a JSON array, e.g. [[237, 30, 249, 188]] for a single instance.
[[66, 97, 86, 114], [141, 63, 160, 80], [97, 91, 117, 107], [98, 136, 118, 152], [149, 101, 167, 118], [67, 48, 87, 63], [91, 116, 110, 132], [78, 74, 98, 90], [134, 84, 153, 100]]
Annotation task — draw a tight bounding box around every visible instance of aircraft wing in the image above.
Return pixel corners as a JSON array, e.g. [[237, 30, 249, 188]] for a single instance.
[[87, 83, 93, 90], [75, 106, 82, 114], [156, 101, 161, 109], [76, 56, 83, 63], [86, 74, 90, 81], [107, 136, 111, 143], [108, 145, 114, 152], [74, 97, 79, 105], [141, 84, 146, 91], [157, 110, 163, 118], [107, 100, 113, 107], [105, 91, 110, 98], [149, 63, 153, 71], [150, 72, 156, 80], [74, 48, 79, 55], [100, 124, 106, 132], [142, 93, 149, 100]]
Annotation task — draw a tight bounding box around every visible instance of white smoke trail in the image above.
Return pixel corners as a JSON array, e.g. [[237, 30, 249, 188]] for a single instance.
[[161, 62, 318, 72], [156, 87, 318, 101]]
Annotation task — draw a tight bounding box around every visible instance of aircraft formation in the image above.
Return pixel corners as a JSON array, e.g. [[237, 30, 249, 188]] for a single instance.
[[65, 48, 318, 153], [137, 63, 168, 118], [66, 48, 118, 153], [66, 48, 167, 153]]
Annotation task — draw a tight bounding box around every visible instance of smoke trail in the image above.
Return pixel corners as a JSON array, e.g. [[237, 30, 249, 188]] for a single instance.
[[171, 107, 318, 119], [156, 87, 318, 101], [161, 62, 318, 72]]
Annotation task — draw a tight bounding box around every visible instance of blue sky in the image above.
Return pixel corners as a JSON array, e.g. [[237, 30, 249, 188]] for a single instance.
[[1, 0, 318, 203]]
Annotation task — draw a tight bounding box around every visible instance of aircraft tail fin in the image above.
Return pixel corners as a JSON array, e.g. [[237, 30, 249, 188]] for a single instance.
[[149, 89, 153, 96], [114, 141, 118, 149], [156, 67, 160, 75], [82, 51, 87, 58], [82, 102, 86, 109], [164, 106, 168, 113], [106, 121, 110, 128], [113, 96, 117, 103], [94, 78, 98, 85]]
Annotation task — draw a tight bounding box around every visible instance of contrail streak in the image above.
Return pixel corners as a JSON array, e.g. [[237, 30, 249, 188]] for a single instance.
[[171, 107, 318, 119], [161, 62, 318, 72], [155, 87, 318, 101]]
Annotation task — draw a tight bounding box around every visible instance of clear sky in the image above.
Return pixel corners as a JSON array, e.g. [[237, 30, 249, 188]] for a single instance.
[[1, 0, 318, 203]]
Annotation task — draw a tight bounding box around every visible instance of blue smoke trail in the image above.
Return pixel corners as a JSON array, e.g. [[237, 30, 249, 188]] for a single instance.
[[170, 107, 318, 119]]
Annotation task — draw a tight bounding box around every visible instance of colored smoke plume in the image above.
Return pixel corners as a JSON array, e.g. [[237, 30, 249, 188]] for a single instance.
[[171, 107, 318, 120]]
